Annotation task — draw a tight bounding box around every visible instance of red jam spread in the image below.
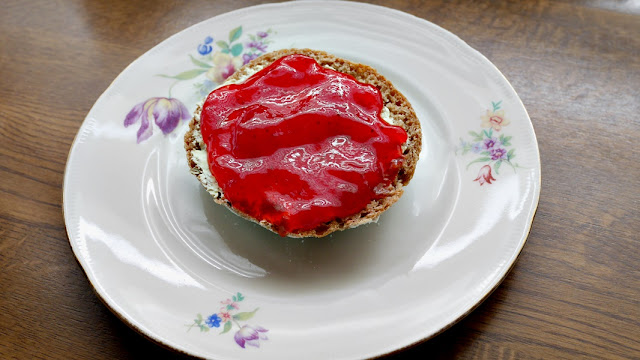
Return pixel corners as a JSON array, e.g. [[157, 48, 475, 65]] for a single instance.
[[200, 54, 407, 235]]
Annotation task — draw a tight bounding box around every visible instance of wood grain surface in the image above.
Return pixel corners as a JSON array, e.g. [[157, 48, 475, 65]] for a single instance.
[[1, 0, 638, 359]]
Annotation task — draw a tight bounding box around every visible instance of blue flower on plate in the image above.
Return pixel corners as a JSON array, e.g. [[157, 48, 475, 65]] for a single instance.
[[206, 314, 222, 328], [197, 36, 214, 55], [198, 44, 212, 55]]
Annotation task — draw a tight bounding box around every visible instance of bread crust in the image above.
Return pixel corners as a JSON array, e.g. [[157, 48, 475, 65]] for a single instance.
[[184, 49, 421, 237]]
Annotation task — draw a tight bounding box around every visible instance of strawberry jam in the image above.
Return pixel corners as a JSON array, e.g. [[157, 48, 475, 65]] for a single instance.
[[200, 54, 407, 236]]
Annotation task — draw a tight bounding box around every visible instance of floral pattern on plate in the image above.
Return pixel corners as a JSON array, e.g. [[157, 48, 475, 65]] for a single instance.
[[123, 26, 273, 143], [187, 292, 268, 349], [458, 101, 521, 185]]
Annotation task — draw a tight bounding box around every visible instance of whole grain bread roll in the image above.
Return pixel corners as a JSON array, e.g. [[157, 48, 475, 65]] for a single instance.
[[184, 49, 421, 237]]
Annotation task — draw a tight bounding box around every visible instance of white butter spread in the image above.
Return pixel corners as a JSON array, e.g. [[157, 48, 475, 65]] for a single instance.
[[191, 149, 221, 193], [223, 65, 265, 85], [191, 149, 209, 175], [380, 106, 396, 126]]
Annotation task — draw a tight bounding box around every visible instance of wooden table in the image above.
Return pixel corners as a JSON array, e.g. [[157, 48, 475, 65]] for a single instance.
[[1, 0, 638, 358]]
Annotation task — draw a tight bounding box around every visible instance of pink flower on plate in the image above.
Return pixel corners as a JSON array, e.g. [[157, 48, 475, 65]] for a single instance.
[[206, 52, 243, 83], [474, 165, 496, 186], [221, 298, 239, 310], [234, 325, 268, 348], [481, 108, 510, 131], [219, 311, 232, 322], [124, 97, 189, 143]]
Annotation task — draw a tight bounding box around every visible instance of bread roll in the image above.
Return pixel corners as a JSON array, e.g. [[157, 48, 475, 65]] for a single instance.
[[185, 49, 421, 237]]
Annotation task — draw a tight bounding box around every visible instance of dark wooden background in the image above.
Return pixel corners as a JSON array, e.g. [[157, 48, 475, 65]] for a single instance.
[[1, 0, 638, 359]]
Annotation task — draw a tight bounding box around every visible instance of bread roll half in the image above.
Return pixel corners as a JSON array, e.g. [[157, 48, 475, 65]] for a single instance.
[[185, 49, 421, 237]]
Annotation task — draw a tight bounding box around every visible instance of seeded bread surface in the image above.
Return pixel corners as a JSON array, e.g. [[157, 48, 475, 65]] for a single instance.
[[184, 49, 422, 237]]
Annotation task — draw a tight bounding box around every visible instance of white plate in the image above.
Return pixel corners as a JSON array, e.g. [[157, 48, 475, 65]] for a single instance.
[[64, 2, 540, 359]]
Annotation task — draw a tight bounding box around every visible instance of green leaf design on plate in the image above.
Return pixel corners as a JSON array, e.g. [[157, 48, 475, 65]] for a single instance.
[[220, 321, 232, 334], [230, 43, 243, 57], [233, 308, 259, 321], [158, 68, 207, 80], [466, 157, 491, 169], [507, 148, 515, 160], [189, 54, 211, 69], [237, 293, 244, 301], [229, 26, 242, 43], [469, 131, 483, 141], [217, 40, 229, 49], [495, 160, 502, 174]]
